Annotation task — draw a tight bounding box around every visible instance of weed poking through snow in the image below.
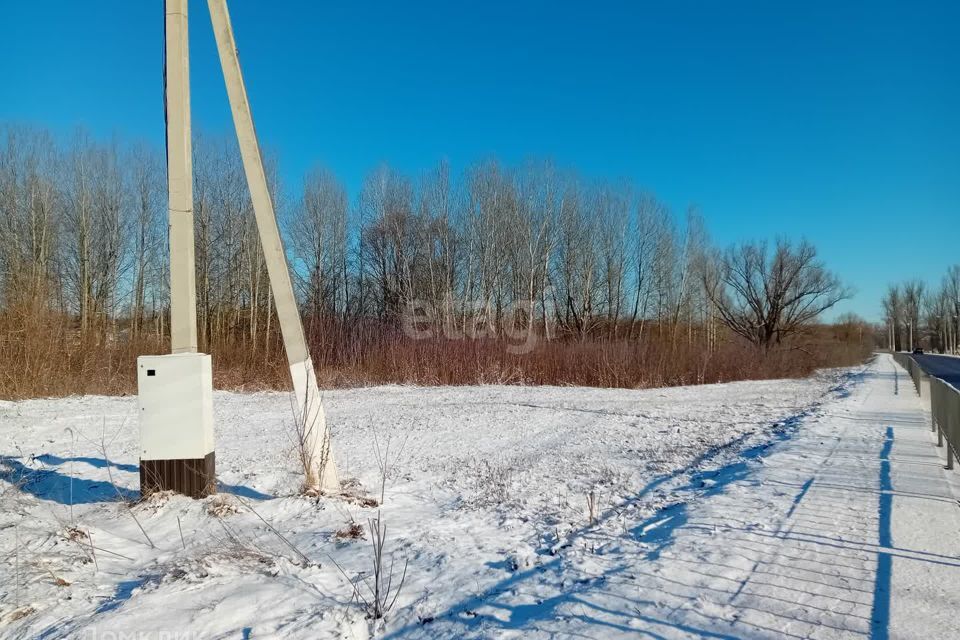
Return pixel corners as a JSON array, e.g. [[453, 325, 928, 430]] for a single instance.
[[330, 510, 408, 621], [586, 489, 600, 526]]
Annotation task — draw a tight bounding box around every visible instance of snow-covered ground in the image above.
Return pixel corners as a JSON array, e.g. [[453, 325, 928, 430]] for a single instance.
[[1, 354, 958, 638]]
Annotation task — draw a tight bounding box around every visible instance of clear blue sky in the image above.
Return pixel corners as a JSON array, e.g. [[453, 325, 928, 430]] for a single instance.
[[2, 1, 957, 322]]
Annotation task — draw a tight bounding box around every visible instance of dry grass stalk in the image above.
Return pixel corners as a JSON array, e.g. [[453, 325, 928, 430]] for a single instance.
[[373, 428, 409, 506], [226, 489, 312, 567], [361, 512, 408, 619], [329, 510, 408, 620], [71, 420, 154, 549], [586, 490, 600, 526]]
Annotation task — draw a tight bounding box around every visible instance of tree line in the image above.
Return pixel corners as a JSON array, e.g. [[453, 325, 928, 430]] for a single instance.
[[0, 123, 860, 397], [881, 267, 960, 353]]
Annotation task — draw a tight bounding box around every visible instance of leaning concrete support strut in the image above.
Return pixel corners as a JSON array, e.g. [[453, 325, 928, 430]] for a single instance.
[[207, 0, 339, 492]]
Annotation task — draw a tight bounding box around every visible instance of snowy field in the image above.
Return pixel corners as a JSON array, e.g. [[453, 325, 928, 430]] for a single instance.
[[2, 355, 959, 639]]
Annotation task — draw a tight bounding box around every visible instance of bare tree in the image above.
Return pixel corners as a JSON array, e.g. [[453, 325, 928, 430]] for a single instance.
[[901, 279, 924, 351], [595, 181, 630, 337], [628, 192, 667, 340], [922, 288, 949, 352], [289, 168, 349, 321], [704, 239, 849, 350], [0, 126, 60, 310], [127, 145, 163, 340], [881, 284, 904, 351], [358, 165, 418, 320], [61, 132, 95, 338], [511, 161, 559, 340], [462, 160, 514, 335], [945, 266, 960, 352]]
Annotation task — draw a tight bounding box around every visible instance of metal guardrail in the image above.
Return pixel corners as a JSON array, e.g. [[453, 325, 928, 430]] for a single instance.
[[893, 352, 959, 470]]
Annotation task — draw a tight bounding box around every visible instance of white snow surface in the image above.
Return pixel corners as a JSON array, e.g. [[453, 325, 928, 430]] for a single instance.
[[1, 354, 959, 638]]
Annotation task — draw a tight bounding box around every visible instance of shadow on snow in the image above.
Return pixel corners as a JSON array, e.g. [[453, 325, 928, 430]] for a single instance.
[[0, 454, 138, 504], [1, 454, 273, 504], [382, 383, 839, 639]]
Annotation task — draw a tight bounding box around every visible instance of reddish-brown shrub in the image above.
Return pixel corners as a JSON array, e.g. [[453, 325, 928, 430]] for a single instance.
[[0, 309, 870, 400]]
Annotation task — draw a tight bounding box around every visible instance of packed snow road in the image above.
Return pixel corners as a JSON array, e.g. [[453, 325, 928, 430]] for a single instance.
[[1, 354, 958, 638]]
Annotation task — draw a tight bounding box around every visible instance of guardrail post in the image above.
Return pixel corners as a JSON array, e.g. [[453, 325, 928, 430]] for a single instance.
[[936, 379, 945, 448], [931, 384, 937, 433], [948, 389, 958, 471]]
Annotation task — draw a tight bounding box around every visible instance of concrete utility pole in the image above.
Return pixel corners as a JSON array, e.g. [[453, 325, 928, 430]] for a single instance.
[[166, 0, 198, 354], [207, 0, 339, 492], [909, 321, 914, 352], [136, 0, 339, 498], [136, 0, 216, 499]]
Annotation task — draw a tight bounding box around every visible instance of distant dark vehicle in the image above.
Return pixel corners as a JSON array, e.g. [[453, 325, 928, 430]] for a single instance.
[[912, 348, 924, 354]]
